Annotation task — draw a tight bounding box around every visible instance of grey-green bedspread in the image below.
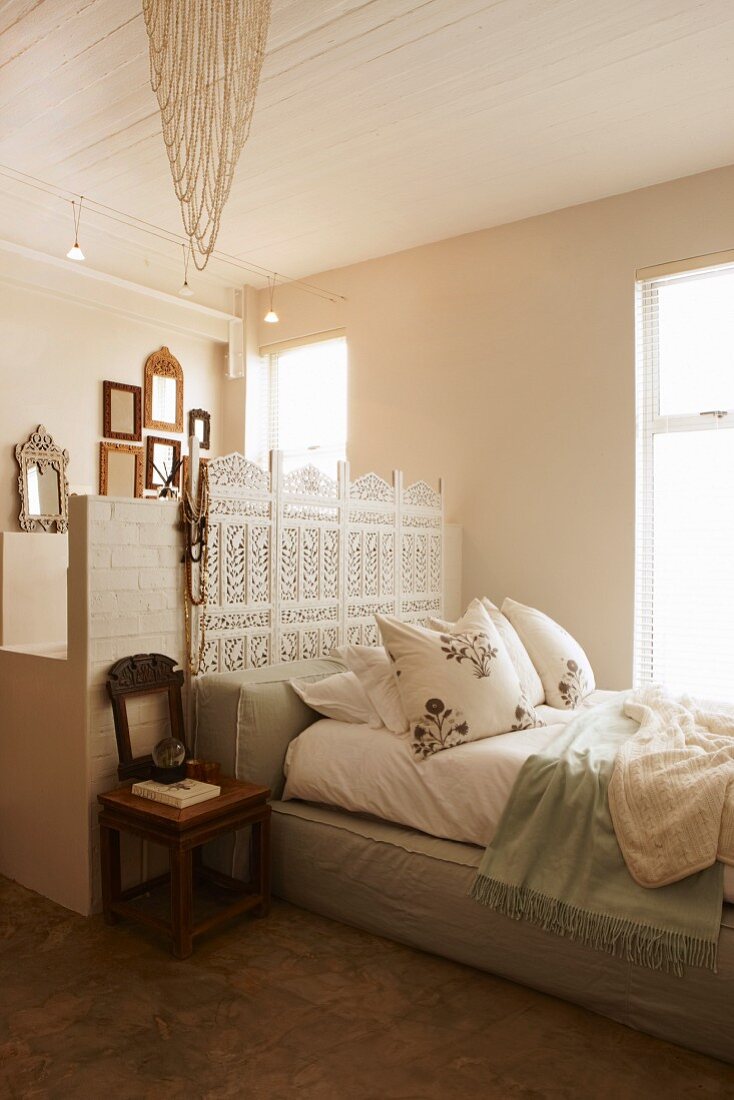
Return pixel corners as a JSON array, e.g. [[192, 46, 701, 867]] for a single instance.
[[471, 697, 724, 974]]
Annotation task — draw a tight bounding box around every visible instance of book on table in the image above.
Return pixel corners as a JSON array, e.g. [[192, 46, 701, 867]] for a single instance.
[[131, 778, 221, 808]]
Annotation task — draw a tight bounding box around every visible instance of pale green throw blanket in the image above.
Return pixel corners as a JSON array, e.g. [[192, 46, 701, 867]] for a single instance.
[[471, 696, 724, 974]]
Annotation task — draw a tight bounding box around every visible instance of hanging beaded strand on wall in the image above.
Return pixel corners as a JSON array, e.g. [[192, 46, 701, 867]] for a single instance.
[[182, 461, 210, 675]]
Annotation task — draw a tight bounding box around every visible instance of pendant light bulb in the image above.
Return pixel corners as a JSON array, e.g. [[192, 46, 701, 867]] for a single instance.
[[264, 275, 279, 323], [66, 198, 85, 261], [178, 243, 194, 297]]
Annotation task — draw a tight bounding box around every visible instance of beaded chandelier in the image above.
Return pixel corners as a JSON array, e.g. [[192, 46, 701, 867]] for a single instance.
[[143, 0, 272, 270]]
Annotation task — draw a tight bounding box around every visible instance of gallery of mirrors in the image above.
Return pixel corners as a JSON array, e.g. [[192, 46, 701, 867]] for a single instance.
[[0, 335, 216, 917]]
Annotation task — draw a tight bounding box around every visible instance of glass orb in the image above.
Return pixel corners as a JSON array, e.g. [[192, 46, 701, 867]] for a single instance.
[[152, 736, 186, 770]]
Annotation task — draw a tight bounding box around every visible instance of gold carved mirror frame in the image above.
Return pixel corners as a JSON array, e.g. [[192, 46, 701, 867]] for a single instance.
[[99, 442, 144, 498], [144, 346, 184, 432], [15, 424, 70, 533]]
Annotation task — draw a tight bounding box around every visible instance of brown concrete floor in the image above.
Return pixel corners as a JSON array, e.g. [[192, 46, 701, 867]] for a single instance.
[[1, 876, 733, 1099]]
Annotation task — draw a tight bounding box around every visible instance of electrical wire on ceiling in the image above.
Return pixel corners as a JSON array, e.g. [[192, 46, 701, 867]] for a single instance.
[[0, 163, 345, 305]]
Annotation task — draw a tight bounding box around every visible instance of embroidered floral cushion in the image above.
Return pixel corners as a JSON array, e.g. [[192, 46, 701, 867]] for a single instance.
[[428, 597, 544, 707], [501, 597, 595, 709], [377, 600, 542, 760]]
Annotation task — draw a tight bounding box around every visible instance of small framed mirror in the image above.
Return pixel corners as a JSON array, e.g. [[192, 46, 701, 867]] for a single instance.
[[146, 435, 181, 493], [103, 381, 142, 441], [188, 408, 211, 450], [144, 346, 184, 432], [106, 653, 186, 781], [15, 425, 69, 533], [100, 442, 143, 498]]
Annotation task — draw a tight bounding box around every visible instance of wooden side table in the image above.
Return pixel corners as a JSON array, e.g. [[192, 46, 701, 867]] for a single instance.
[[98, 778, 270, 958]]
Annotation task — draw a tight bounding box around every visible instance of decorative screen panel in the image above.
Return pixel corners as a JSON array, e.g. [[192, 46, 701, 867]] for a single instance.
[[198, 452, 443, 673]]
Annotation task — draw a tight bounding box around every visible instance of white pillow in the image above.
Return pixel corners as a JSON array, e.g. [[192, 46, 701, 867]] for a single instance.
[[291, 671, 383, 728], [333, 644, 409, 734], [378, 600, 542, 760], [501, 597, 595, 709], [428, 597, 544, 706]]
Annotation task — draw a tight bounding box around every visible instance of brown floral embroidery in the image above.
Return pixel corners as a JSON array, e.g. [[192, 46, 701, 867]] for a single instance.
[[385, 647, 401, 677], [439, 632, 497, 679], [558, 659, 588, 708], [412, 698, 470, 759], [511, 691, 544, 731]]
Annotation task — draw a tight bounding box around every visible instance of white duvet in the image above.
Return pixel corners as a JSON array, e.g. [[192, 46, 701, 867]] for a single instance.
[[283, 690, 734, 905]]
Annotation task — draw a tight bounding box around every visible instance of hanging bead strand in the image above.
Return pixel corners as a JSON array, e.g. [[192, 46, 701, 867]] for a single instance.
[[143, 0, 272, 270]]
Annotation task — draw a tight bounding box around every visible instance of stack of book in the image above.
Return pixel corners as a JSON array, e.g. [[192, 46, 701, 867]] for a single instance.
[[132, 778, 221, 809]]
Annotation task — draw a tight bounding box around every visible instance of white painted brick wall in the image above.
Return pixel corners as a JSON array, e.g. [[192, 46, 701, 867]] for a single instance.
[[85, 496, 186, 908]]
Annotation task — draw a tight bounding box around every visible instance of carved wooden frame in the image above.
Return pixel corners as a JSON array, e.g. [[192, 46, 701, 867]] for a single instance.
[[146, 435, 182, 491], [15, 424, 69, 533], [99, 441, 144, 498], [144, 346, 184, 432], [103, 380, 142, 441], [106, 653, 187, 781], [188, 407, 211, 449]]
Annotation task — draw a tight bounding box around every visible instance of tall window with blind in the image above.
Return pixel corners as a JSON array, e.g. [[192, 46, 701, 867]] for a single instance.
[[250, 332, 347, 474], [635, 261, 734, 701]]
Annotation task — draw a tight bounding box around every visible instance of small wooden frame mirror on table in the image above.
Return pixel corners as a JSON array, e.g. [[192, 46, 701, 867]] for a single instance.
[[15, 425, 69, 533], [106, 653, 187, 781]]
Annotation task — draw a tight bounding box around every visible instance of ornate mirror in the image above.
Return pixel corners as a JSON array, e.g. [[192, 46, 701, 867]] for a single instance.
[[144, 346, 184, 432], [188, 408, 211, 450], [146, 435, 181, 493], [103, 381, 142, 441], [106, 653, 186, 781], [100, 442, 144, 498], [15, 425, 69, 533]]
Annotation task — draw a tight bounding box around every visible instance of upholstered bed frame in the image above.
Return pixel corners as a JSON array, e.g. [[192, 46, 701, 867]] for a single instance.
[[193, 660, 734, 1066], [191, 455, 732, 1063]]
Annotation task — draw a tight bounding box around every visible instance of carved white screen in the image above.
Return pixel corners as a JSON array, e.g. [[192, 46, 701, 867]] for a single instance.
[[199, 452, 443, 675]]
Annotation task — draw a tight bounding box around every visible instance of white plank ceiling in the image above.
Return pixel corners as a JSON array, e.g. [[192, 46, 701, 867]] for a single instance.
[[1, 0, 734, 292]]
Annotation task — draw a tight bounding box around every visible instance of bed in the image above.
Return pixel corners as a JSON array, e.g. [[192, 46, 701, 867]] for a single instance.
[[193, 661, 734, 1066]]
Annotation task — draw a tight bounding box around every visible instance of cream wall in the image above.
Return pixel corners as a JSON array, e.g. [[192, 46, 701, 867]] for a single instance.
[[0, 647, 87, 912], [0, 282, 227, 532], [0, 532, 68, 645], [258, 163, 734, 688]]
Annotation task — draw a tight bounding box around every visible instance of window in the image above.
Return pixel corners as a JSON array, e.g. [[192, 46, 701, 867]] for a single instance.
[[249, 333, 347, 474], [635, 260, 734, 701]]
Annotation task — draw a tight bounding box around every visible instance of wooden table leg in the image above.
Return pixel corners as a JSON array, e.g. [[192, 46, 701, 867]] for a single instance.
[[100, 824, 121, 925], [170, 846, 193, 959], [192, 843, 204, 884]]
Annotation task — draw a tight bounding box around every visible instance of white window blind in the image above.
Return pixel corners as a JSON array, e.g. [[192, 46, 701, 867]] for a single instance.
[[635, 262, 734, 701], [250, 333, 347, 474]]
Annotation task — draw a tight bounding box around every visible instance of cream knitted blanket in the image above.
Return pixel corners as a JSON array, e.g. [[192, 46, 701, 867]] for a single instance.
[[609, 684, 734, 888]]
